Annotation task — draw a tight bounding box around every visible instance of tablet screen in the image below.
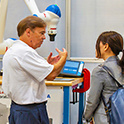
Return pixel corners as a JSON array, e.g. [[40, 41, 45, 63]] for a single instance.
[[63, 61, 80, 74], [60, 60, 84, 77]]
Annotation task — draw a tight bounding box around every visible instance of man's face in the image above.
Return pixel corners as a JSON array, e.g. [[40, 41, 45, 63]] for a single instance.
[[30, 27, 46, 49]]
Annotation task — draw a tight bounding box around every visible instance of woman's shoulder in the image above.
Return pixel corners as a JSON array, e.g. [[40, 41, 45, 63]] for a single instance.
[[92, 64, 105, 75], [93, 57, 119, 74]]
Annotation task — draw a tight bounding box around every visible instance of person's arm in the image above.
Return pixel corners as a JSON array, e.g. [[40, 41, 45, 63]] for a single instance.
[[45, 48, 67, 80], [47, 52, 60, 65], [84, 67, 104, 121]]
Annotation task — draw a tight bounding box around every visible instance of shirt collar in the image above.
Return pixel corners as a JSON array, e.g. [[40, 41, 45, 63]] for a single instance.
[[105, 56, 118, 62]]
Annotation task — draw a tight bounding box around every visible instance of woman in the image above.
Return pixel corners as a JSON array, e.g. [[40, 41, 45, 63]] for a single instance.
[[84, 31, 124, 124]]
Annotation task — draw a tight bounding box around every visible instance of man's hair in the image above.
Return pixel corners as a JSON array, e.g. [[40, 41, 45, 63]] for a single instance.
[[17, 16, 46, 37]]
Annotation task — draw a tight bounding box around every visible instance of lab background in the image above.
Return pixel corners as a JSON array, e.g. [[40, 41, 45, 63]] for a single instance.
[[0, 0, 124, 124]]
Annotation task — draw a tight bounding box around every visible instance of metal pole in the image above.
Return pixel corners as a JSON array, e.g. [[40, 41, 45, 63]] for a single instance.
[[65, 0, 71, 59]]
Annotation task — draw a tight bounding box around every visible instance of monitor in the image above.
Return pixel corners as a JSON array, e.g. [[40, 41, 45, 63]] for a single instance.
[[59, 60, 85, 77]]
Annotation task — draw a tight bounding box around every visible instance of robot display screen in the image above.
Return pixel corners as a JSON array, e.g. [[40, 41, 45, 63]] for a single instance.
[[60, 60, 84, 77], [63, 61, 80, 74]]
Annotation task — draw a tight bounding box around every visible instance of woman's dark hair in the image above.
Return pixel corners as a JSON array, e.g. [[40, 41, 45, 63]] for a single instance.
[[96, 31, 124, 73], [17, 16, 46, 37]]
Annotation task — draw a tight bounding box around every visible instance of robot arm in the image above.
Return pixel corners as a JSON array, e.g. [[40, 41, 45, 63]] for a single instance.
[[0, 0, 9, 55], [0, 0, 61, 55], [24, 0, 61, 41], [0, 38, 17, 55], [24, 0, 40, 16]]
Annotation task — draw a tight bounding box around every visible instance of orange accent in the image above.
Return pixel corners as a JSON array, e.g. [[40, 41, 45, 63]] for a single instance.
[[0, 76, 2, 85], [5, 47, 8, 52], [43, 13, 46, 17], [50, 28, 56, 30]]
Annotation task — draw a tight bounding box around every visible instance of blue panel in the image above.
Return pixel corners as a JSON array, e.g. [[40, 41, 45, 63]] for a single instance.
[[63, 86, 70, 124], [10, 38, 17, 40], [33, 14, 38, 17], [78, 83, 84, 124], [46, 4, 61, 17], [63, 60, 80, 74]]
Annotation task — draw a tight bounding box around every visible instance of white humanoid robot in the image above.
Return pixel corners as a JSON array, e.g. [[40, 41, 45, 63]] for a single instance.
[[0, 0, 61, 55]]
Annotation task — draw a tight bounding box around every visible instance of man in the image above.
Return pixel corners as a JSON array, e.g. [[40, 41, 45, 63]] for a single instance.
[[2, 16, 67, 124]]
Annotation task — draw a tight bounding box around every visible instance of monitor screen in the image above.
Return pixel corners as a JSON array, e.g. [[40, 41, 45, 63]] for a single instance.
[[63, 61, 80, 74], [60, 60, 84, 77]]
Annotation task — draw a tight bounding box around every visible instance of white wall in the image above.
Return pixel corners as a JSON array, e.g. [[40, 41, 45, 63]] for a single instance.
[[71, 0, 124, 57]]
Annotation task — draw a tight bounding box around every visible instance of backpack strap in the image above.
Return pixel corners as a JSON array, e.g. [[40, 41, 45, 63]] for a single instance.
[[101, 94, 110, 123]]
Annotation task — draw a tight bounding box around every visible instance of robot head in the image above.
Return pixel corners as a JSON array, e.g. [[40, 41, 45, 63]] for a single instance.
[[33, 4, 61, 41], [24, 0, 61, 41], [45, 4, 61, 41], [46, 4, 61, 18]]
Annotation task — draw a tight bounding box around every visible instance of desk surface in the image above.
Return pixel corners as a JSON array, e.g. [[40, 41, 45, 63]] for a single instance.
[[0, 76, 83, 86]]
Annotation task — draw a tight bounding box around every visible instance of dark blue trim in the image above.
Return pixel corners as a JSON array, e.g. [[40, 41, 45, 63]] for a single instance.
[[33, 14, 38, 17], [78, 82, 84, 124], [10, 38, 17, 40]]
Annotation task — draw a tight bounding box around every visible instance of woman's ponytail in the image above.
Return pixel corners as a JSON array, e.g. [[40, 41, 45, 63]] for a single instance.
[[119, 50, 124, 74]]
